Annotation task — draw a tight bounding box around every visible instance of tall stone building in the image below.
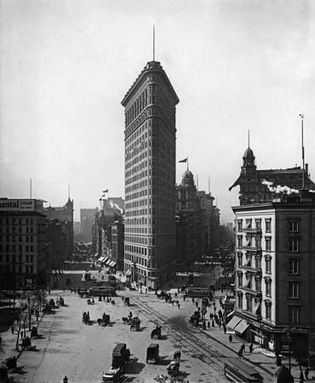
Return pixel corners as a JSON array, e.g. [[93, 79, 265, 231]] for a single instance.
[[231, 191, 315, 364], [122, 61, 179, 289]]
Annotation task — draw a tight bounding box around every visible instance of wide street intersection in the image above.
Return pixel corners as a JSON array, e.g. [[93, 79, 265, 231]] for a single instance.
[[3, 287, 281, 383]]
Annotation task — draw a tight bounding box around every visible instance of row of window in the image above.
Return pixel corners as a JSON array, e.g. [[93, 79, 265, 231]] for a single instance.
[[237, 274, 300, 299], [237, 236, 300, 252], [0, 244, 35, 253], [0, 235, 35, 243], [0, 226, 34, 234], [237, 294, 300, 323], [0, 217, 34, 225], [125, 160, 148, 179], [125, 189, 148, 202], [0, 254, 34, 263], [237, 218, 300, 233], [0, 264, 34, 274]]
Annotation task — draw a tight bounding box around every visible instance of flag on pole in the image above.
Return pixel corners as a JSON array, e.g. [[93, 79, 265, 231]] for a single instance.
[[179, 158, 188, 163]]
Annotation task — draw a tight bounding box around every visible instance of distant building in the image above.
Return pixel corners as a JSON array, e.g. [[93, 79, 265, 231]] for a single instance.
[[0, 199, 48, 289], [229, 145, 315, 205], [44, 198, 74, 259], [197, 191, 220, 253], [109, 217, 125, 272], [175, 169, 221, 263], [231, 190, 315, 361], [92, 198, 124, 270], [80, 208, 97, 242], [122, 60, 179, 289], [176, 170, 202, 263]]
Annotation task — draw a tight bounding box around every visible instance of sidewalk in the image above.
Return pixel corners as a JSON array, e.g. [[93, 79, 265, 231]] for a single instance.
[[189, 292, 311, 382], [128, 287, 311, 383], [0, 291, 61, 376]]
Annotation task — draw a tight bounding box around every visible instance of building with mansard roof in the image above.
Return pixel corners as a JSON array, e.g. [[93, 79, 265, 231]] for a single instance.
[[229, 146, 315, 205]]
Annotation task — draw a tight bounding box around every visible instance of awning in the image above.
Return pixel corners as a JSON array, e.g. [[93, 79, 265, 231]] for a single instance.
[[227, 316, 242, 330], [98, 256, 105, 262], [125, 270, 132, 276], [234, 319, 249, 334], [109, 261, 116, 267]]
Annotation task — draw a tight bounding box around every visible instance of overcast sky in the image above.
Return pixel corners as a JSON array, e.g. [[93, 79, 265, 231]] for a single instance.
[[1, 0, 315, 223]]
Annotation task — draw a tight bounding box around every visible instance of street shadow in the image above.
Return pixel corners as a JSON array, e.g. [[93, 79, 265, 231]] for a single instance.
[[12, 365, 27, 375], [158, 356, 171, 366], [125, 360, 145, 375], [177, 371, 190, 379], [27, 346, 40, 352], [34, 334, 45, 339]]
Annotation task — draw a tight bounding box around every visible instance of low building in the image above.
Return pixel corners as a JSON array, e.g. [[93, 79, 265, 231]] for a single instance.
[[0, 198, 48, 289]]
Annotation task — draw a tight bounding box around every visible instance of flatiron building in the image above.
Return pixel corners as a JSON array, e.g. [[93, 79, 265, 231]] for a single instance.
[[122, 61, 179, 289]]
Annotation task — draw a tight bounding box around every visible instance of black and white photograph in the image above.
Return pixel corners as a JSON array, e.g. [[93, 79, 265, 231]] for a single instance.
[[1, 0, 315, 382]]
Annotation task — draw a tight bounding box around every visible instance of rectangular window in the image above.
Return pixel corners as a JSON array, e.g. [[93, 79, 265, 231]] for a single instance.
[[288, 259, 299, 275], [255, 237, 261, 249], [246, 295, 252, 312], [265, 280, 271, 297], [289, 239, 299, 252], [237, 293, 243, 310], [237, 220, 243, 232], [289, 220, 299, 233], [245, 219, 252, 229], [238, 273, 243, 288], [246, 236, 252, 247], [237, 253, 243, 267], [265, 257, 271, 274], [289, 282, 299, 299], [265, 219, 271, 233], [255, 219, 262, 230], [265, 237, 271, 251], [237, 236, 243, 248], [289, 305, 300, 323], [265, 303, 271, 320]]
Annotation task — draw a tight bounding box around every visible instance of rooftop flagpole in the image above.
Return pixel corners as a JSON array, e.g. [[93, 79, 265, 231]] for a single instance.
[[299, 114, 305, 189], [153, 25, 155, 61]]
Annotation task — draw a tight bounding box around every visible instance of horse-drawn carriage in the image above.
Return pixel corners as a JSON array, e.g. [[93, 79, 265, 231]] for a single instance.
[[189, 311, 200, 326], [151, 325, 162, 339], [102, 343, 130, 382], [166, 360, 180, 377], [146, 343, 159, 364], [98, 313, 110, 326], [130, 317, 140, 331]]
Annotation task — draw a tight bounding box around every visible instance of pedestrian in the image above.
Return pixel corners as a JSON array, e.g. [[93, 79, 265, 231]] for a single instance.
[[229, 334, 233, 343], [63, 376, 68, 383], [192, 297, 194, 303], [11, 326, 14, 334], [207, 321, 210, 329], [249, 343, 253, 353], [238, 345, 245, 357], [211, 319, 215, 327], [178, 303, 180, 309], [183, 295, 186, 302], [305, 366, 309, 379]]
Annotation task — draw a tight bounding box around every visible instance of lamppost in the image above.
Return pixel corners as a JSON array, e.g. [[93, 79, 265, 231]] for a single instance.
[[283, 327, 295, 375]]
